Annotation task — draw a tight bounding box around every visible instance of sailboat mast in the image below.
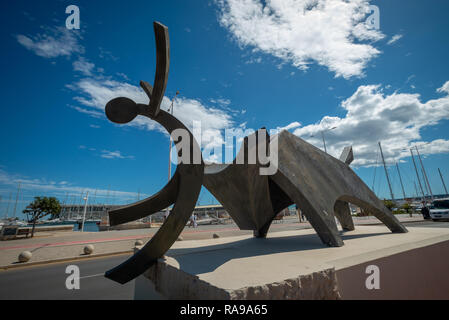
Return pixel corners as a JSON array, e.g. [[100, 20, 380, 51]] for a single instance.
[[415, 146, 433, 201], [438, 168, 448, 195], [12, 183, 21, 219], [410, 149, 426, 200], [378, 142, 395, 201], [5, 192, 12, 219], [396, 163, 407, 200]]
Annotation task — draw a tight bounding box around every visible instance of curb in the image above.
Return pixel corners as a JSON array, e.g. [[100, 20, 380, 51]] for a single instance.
[[355, 219, 425, 226], [0, 219, 426, 271], [0, 249, 134, 271]]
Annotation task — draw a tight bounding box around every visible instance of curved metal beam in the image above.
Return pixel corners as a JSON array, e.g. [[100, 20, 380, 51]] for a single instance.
[[104, 107, 203, 284], [148, 21, 169, 118], [108, 171, 180, 226]]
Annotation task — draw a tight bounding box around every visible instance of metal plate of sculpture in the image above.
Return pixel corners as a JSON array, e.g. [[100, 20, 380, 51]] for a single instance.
[[103, 22, 407, 284]]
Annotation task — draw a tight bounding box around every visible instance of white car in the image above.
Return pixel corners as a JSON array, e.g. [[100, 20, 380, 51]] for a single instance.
[[430, 198, 449, 221]]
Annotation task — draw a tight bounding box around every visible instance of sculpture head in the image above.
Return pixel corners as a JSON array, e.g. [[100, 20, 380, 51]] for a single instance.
[[105, 97, 139, 124]]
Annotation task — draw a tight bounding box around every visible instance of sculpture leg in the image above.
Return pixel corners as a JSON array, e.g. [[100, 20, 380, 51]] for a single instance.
[[271, 171, 344, 247], [340, 195, 407, 234], [253, 179, 295, 238], [253, 219, 272, 238], [333, 200, 355, 231]]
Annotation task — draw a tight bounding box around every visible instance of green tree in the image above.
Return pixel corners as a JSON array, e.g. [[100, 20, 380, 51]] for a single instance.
[[383, 199, 395, 211], [402, 202, 412, 217], [23, 197, 61, 237]]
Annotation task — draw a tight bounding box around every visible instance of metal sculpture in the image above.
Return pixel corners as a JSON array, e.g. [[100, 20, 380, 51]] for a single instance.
[[103, 22, 407, 284], [104, 22, 204, 284]]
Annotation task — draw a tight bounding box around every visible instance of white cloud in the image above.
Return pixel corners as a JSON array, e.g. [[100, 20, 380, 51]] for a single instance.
[[98, 47, 119, 61], [217, 0, 384, 79], [69, 78, 236, 155], [0, 168, 144, 203], [273, 121, 302, 134], [16, 26, 84, 58], [245, 57, 262, 64], [437, 81, 449, 94], [69, 105, 104, 119], [100, 150, 134, 160], [73, 57, 95, 76], [387, 34, 403, 45], [292, 81, 449, 166], [210, 98, 231, 107]]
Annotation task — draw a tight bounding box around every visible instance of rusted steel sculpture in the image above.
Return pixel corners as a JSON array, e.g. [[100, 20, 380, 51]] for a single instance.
[[104, 22, 407, 284]]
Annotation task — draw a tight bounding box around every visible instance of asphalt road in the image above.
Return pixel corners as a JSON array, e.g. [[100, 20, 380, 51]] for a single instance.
[[0, 220, 447, 300], [0, 254, 134, 300]]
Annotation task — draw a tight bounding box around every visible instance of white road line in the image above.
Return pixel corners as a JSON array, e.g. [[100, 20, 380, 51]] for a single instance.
[[79, 273, 104, 279]]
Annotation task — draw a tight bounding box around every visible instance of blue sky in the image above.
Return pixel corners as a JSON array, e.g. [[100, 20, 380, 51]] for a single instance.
[[1, 0, 449, 217]]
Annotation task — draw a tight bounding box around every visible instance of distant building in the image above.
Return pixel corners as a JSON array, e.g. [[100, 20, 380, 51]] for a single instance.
[[59, 204, 122, 221], [59, 203, 230, 224], [192, 204, 228, 218]]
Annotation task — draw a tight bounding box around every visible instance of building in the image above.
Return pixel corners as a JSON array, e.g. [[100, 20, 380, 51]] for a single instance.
[[59, 203, 230, 224], [59, 204, 123, 221]]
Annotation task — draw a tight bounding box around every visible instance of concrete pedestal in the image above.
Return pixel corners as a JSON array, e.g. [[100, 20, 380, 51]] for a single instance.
[[134, 225, 449, 300]]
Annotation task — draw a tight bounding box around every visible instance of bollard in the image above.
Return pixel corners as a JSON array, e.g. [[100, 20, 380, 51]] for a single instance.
[[18, 251, 32, 263], [84, 244, 94, 255]]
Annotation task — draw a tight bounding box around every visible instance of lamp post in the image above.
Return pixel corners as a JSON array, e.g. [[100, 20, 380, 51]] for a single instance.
[[165, 91, 180, 219], [81, 191, 89, 232], [311, 126, 337, 154]]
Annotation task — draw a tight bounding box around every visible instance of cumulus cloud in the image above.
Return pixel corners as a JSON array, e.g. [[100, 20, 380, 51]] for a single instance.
[[291, 81, 449, 166], [16, 26, 84, 58], [69, 77, 236, 158], [217, 0, 384, 78]]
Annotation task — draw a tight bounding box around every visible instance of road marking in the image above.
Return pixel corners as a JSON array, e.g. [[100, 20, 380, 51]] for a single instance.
[[0, 221, 304, 251], [80, 273, 104, 279]]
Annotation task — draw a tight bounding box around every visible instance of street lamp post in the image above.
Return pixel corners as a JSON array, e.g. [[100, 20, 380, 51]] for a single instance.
[[166, 91, 180, 219], [81, 191, 89, 232], [321, 131, 327, 154], [311, 126, 337, 154]]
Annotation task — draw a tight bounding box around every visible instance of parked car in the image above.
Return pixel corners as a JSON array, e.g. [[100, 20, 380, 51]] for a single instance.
[[429, 198, 449, 221]]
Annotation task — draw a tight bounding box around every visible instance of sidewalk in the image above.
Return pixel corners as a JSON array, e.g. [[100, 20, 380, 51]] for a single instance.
[[0, 214, 425, 269]]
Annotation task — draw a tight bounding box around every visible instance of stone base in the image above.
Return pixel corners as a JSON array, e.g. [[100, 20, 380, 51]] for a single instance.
[[134, 225, 449, 300]]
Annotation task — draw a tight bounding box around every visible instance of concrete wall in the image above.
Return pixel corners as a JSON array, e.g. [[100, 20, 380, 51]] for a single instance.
[[336, 240, 449, 299]]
